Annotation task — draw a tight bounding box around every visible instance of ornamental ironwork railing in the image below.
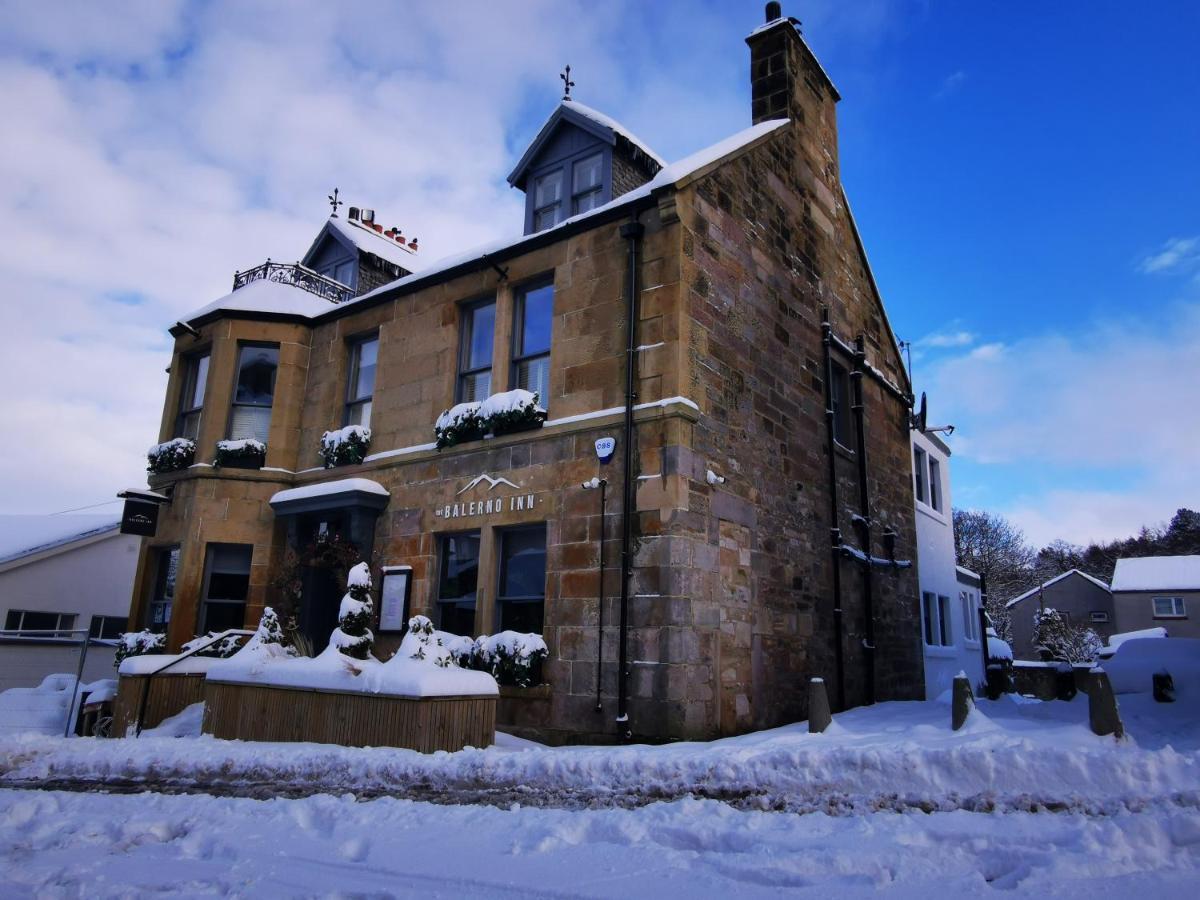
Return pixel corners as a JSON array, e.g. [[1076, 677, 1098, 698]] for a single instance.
[[232, 260, 355, 304]]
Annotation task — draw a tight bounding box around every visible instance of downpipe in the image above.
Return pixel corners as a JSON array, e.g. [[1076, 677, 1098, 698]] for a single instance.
[[820, 307, 847, 712]]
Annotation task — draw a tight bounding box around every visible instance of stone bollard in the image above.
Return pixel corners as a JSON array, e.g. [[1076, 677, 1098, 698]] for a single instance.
[[952, 671, 974, 731], [808, 677, 832, 734], [1088, 667, 1124, 738]]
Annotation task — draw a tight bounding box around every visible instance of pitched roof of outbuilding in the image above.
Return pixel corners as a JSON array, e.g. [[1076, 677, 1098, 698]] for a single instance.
[[0, 515, 122, 568], [1111, 555, 1200, 592], [1005, 569, 1111, 608]]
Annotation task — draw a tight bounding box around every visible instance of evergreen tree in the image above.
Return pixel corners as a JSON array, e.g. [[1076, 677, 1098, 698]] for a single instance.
[[332, 562, 374, 660]]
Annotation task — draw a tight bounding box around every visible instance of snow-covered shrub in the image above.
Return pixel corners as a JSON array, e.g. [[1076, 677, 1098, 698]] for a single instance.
[[442, 630, 548, 687], [402, 615, 453, 668], [147, 438, 195, 474], [113, 630, 166, 668], [330, 562, 374, 660], [479, 389, 547, 437], [1033, 607, 1103, 664], [254, 607, 286, 646], [434, 401, 485, 449], [319, 425, 371, 468], [214, 438, 266, 468], [182, 632, 243, 658]]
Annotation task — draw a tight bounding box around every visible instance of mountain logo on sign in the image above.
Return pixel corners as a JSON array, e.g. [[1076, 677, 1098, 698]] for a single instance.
[[457, 473, 521, 495]]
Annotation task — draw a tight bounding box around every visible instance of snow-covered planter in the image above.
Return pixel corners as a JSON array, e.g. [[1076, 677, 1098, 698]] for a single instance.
[[147, 438, 195, 474], [214, 438, 266, 469], [434, 401, 485, 449], [444, 630, 548, 688], [319, 425, 371, 468], [181, 632, 244, 659], [113, 630, 166, 668], [480, 389, 547, 437]]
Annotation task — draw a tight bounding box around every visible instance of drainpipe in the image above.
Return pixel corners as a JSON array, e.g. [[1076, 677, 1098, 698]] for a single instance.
[[820, 307, 847, 711], [616, 217, 644, 741], [582, 477, 608, 712], [851, 334, 876, 705]]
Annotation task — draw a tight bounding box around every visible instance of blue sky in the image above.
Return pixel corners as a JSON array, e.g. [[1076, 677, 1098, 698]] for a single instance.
[[0, 0, 1196, 547]]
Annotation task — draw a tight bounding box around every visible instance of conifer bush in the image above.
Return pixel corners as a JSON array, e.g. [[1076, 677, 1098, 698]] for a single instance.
[[330, 562, 374, 660], [113, 630, 166, 668]]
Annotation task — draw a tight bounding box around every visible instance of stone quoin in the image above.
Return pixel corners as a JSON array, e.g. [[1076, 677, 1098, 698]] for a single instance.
[[125, 4, 925, 744]]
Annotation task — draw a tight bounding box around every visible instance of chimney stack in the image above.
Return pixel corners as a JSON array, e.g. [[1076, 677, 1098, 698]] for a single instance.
[[746, 2, 840, 126]]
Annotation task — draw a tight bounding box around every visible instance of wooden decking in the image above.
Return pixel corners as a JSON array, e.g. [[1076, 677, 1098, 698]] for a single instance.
[[202, 680, 496, 752], [112, 674, 207, 737]]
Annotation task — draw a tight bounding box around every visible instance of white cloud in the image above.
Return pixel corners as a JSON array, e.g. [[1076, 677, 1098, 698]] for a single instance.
[[1138, 236, 1200, 275], [916, 328, 975, 349], [923, 304, 1200, 546], [933, 69, 967, 100]]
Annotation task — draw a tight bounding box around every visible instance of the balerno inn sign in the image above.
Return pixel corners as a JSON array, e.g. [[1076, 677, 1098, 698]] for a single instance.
[[435, 473, 540, 521]]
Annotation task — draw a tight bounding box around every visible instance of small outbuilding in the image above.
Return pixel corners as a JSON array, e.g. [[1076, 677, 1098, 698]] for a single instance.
[[1005, 569, 1113, 660], [1111, 555, 1200, 639]]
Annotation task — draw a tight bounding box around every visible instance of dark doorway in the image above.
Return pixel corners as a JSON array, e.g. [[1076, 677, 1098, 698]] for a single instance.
[[297, 513, 351, 653]]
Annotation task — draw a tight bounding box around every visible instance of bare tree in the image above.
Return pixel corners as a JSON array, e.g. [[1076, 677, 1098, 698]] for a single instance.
[[953, 508, 1037, 641]]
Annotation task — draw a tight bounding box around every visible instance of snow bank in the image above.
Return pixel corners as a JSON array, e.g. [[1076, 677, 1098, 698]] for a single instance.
[[0, 675, 114, 737], [987, 634, 1013, 660], [1106, 627, 1169, 650], [118, 654, 217, 676]]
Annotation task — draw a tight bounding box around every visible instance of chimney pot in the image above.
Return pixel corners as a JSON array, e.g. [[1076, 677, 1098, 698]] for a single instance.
[[410, 238, 419, 250], [765, 1, 781, 22], [361, 208, 375, 224], [348, 206, 360, 221]]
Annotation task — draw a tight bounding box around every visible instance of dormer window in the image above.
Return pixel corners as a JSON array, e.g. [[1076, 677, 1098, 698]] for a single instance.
[[572, 153, 604, 214], [533, 171, 564, 231]]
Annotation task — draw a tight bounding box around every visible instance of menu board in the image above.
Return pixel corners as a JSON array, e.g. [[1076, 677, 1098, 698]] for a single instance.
[[378, 566, 412, 633]]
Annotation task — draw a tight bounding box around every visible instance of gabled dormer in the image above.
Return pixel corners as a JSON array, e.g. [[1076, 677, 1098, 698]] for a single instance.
[[508, 100, 664, 235], [302, 206, 422, 296]]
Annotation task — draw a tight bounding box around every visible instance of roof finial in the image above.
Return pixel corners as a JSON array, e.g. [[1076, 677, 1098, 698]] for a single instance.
[[327, 187, 343, 218], [560, 65, 575, 101]]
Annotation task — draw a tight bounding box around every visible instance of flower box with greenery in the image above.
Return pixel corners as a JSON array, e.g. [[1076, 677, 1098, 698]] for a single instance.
[[480, 389, 547, 437], [181, 632, 245, 658], [214, 438, 266, 469], [434, 401, 486, 449], [443, 630, 549, 688], [319, 424, 371, 468], [146, 438, 195, 474]]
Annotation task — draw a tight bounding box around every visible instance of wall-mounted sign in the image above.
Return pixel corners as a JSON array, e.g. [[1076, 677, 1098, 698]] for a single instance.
[[120, 500, 160, 536], [595, 436, 616, 463], [378, 565, 412, 634], [435, 472, 539, 520]]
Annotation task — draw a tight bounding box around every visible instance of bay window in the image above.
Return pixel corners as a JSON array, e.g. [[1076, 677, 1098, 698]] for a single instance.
[[199, 544, 252, 634], [228, 344, 279, 443], [146, 546, 179, 632], [177, 352, 210, 440]]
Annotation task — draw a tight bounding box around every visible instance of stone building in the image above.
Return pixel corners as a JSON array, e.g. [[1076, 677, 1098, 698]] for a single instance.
[[125, 6, 925, 743]]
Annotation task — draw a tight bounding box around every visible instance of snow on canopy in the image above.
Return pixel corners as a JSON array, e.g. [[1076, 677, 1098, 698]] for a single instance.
[[1111, 555, 1200, 592], [269, 477, 389, 506], [0, 515, 121, 567]]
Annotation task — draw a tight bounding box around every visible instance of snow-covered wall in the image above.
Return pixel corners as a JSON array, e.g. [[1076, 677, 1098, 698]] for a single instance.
[[912, 431, 983, 696]]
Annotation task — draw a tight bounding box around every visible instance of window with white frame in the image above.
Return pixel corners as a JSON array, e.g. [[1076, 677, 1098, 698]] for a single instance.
[[1090, 611, 1110, 624], [922, 592, 952, 646], [457, 299, 496, 403], [572, 152, 604, 214], [4, 610, 77, 638], [344, 334, 378, 428], [532, 170, 563, 232], [928, 456, 943, 511], [960, 590, 979, 642], [146, 546, 179, 632], [1153, 597, 1186, 618], [199, 544, 252, 634]]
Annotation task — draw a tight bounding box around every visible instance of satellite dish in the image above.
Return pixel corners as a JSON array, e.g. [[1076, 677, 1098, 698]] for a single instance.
[[911, 392, 927, 432]]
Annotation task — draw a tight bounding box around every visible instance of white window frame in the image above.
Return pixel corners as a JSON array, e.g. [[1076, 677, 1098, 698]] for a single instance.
[[1089, 610, 1110, 624], [913, 446, 928, 504], [922, 592, 952, 647], [3, 609, 78, 638], [960, 590, 979, 643], [1152, 596, 1186, 618]]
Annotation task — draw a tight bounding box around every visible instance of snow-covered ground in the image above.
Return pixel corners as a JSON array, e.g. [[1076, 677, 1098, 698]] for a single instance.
[[1, 693, 1197, 896]]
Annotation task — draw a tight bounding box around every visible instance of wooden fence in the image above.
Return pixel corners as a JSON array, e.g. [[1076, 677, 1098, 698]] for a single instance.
[[202, 680, 496, 753], [112, 674, 207, 737]]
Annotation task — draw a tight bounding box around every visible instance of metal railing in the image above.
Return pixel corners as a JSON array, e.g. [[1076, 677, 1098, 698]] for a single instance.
[[132, 628, 255, 737], [231, 260, 355, 304], [0, 627, 116, 737]]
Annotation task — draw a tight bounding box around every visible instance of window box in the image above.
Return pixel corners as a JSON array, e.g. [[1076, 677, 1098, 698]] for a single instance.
[[482, 389, 547, 438], [147, 438, 195, 474], [319, 425, 372, 468], [435, 402, 486, 450], [214, 439, 266, 469]]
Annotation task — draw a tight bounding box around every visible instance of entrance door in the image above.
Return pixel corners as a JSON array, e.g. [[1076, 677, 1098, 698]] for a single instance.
[[296, 514, 351, 653]]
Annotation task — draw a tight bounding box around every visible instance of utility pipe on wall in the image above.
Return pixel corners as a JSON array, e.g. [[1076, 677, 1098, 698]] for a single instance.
[[820, 307, 847, 712], [616, 217, 645, 741], [850, 334, 876, 706], [582, 476, 608, 712]]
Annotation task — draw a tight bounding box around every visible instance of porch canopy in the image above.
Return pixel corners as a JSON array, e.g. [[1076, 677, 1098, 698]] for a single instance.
[[268, 477, 390, 517]]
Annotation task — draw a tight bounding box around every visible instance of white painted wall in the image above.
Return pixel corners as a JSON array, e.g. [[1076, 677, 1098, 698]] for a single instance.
[[0, 532, 138, 692], [912, 431, 985, 698]]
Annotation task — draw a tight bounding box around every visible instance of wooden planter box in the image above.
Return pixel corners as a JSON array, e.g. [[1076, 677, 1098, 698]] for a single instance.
[[112, 673, 207, 737], [202, 680, 496, 753]]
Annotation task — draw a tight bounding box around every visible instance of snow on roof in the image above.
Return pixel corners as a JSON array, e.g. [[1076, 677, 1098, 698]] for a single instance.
[[269, 478, 390, 506], [1111, 555, 1200, 592], [559, 100, 667, 167], [1104, 627, 1168, 650], [0, 515, 121, 566], [324, 217, 424, 272], [955, 565, 980, 580], [745, 17, 841, 102], [350, 118, 789, 311], [1005, 569, 1111, 609], [180, 277, 338, 324]]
